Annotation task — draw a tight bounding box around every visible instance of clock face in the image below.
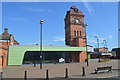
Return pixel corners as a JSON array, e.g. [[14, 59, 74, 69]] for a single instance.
[[71, 17, 81, 24], [76, 19, 79, 23]]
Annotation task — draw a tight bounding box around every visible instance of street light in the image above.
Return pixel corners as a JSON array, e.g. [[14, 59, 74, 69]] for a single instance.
[[95, 36, 100, 62], [103, 39, 107, 53], [33, 52, 36, 67], [40, 20, 44, 69], [102, 42, 105, 53], [83, 24, 89, 66]]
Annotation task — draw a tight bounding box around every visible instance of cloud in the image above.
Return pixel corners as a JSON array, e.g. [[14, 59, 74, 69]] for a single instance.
[[88, 34, 106, 45], [108, 35, 112, 39], [99, 37, 105, 41], [8, 17, 26, 21], [25, 8, 52, 13], [94, 34, 105, 41], [89, 40, 97, 44], [94, 34, 112, 41], [53, 36, 65, 42], [82, 1, 94, 15]]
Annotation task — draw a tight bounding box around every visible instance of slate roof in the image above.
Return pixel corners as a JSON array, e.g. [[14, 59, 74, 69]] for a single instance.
[[0, 28, 19, 44], [0, 28, 11, 40], [0, 35, 10, 40]]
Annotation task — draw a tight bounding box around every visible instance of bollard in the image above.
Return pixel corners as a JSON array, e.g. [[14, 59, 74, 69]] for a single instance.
[[65, 68, 68, 79], [82, 67, 85, 76], [24, 71, 27, 80], [1, 72, 3, 80], [46, 69, 49, 80]]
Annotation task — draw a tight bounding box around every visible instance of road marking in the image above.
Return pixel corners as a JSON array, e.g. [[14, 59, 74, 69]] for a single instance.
[[98, 75, 118, 78]]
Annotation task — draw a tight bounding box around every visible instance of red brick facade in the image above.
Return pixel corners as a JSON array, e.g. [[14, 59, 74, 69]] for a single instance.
[[65, 6, 87, 62], [0, 28, 19, 68], [94, 47, 108, 53], [0, 6, 87, 67]]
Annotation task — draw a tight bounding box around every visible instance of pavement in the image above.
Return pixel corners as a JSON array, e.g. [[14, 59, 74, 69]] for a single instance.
[[1, 59, 120, 80]]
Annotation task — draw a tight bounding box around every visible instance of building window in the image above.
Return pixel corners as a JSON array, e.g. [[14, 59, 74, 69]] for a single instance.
[[74, 31, 76, 36], [74, 8, 78, 13], [80, 31, 81, 36], [77, 31, 79, 36]]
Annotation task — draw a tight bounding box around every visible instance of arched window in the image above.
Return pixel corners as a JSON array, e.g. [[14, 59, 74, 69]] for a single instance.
[[74, 31, 76, 36], [80, 31, 81, 36], [77, 31, 79, 36]]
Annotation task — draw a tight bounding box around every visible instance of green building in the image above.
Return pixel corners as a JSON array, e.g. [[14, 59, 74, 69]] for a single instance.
[[8, 45, 88, 66]]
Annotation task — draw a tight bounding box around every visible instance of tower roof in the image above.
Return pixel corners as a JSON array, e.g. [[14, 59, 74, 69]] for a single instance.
[[70, 6, 77, 9], [65, 6, 84, 19], [0, 28, 11, 40], [0, 28, 18, 42], [2, 28, 11, 36]]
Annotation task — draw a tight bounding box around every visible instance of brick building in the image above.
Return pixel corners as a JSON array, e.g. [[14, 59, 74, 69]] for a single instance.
[[64, 6, 87, 62], [111, 48, 120, 59], [0, 28, 19, 67], [1, 6, 88, 66], [94, 47, 108, 53], [91, 47, 110, 59]]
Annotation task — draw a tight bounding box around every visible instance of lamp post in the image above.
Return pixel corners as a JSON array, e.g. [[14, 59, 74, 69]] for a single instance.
[[33, 52, 36, 67], [84, 24, 89, 66], [102, 42, 105, 53], [103, 39, 107, 53], [40, 20, 44, 69], [95, 36, 100, 62]]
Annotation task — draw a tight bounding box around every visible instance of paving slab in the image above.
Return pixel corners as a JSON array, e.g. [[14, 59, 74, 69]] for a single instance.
[[2, 59, 120, 79]]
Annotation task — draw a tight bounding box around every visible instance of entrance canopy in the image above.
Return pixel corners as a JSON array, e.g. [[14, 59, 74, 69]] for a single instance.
[[8, 45, 86, 66]]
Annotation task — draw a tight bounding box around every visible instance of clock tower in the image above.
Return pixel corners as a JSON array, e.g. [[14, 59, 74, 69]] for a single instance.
[[64, 6, 87, 62]]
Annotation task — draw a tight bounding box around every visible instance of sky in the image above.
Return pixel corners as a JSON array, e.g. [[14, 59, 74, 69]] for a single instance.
[[1, 2, 118, 51], [1, 0, 120, 2], [119, 2, 120, 48]]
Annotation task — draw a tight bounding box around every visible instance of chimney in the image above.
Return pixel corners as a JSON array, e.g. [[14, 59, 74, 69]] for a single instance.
[[10, 34, 14, 45], [4, 28, 8, 33], [71, 6, 76, 9]]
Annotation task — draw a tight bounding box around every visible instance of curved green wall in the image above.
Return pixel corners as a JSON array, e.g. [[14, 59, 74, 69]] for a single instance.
[[8, 45, 86, 66]]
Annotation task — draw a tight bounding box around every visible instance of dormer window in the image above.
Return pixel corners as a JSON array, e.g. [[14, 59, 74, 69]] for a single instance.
[[74, 8, 78, 13]]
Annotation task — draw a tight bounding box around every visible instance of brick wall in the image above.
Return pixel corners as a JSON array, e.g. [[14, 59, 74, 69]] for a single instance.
[[0, 41, 19, 68], [65, 6, 87, 62]]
